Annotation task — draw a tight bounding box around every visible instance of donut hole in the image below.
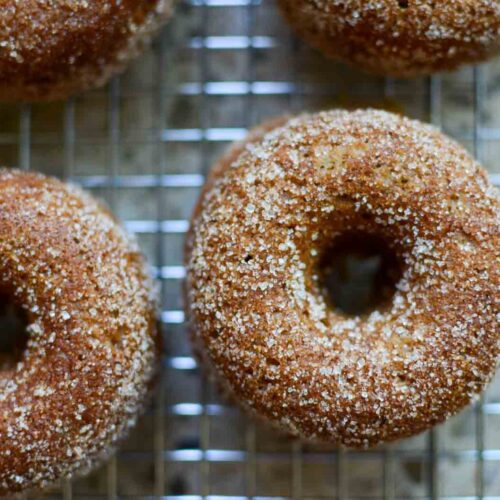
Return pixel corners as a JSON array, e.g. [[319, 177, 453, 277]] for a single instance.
[[318, 232, 403, 316], [0, 291, 29, 372]]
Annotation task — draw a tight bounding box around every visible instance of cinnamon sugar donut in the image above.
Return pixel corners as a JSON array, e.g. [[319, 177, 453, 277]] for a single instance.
[[277, 0, 500, 76], [0, 1, 174, 102], [0, 169, 158, 495], [185, 109, 499, 448]]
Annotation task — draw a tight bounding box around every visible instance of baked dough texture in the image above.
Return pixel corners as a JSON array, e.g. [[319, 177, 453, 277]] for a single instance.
[[0, 0, 174, 101], [186, 109, 499, 447], [277, 0, 500, 76], [0, 169, 158, 495]]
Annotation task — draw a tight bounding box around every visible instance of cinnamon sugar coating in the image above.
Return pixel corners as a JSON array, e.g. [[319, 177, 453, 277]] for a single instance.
[[0, 170, 158, 495], [186, 109, 499, 448], [277, 0, 500, 76], [0, 0, 174, 101]]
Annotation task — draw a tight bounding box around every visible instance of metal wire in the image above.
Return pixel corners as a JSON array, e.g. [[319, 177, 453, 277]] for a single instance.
[[7, 0, 499, 499], [472, 67, 486, 500]]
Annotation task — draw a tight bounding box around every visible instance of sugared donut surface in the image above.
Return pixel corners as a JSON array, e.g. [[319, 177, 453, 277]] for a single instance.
[[0, 1, 174, 101], [185, 109, 499, 448], [277, 0, 500, 76], [0, 169, 158, 495]]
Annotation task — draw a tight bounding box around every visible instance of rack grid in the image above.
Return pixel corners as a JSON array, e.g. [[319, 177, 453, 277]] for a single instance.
[[1, 0, 500, 499]]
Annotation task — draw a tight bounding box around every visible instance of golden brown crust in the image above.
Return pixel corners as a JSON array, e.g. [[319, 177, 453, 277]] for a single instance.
[[0, 169, 158, 495], [0, 0, 174, 101], [277, 0, 500, 76], [185, 109, 500, 448]]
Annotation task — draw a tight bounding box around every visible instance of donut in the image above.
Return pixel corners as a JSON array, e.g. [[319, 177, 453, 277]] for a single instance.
[[0, 1, 174, 102], [277, 0, 500, 76], [185, 109, 500, 448], [0, 169, 158, 495]]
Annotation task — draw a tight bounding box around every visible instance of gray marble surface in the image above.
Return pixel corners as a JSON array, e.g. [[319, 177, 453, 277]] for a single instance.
[[0, 0, 499, 498]]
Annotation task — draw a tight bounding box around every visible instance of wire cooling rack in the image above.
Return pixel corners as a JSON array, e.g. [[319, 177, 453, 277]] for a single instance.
[[1, 0, 500, 498]]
